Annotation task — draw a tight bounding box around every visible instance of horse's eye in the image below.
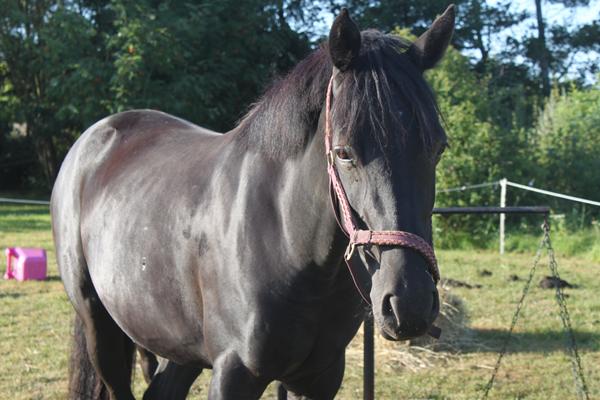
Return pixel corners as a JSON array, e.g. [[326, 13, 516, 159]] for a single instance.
[[334, 146, 354, 163]]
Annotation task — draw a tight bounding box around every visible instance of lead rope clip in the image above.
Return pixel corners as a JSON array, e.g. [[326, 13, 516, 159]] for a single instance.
[[344, 242, 356, 260]]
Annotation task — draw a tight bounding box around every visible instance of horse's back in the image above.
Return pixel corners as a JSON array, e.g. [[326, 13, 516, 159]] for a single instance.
[[76, 109, 219, 173], [99, 109, 220, 147], [54, 109, 220, 192]]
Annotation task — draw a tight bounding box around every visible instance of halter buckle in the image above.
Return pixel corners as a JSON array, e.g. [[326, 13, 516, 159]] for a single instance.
[[344, 242, 356, 260]]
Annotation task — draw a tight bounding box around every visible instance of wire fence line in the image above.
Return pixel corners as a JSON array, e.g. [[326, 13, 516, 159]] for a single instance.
[[0, 197, 50, 205], [1, 178, 599, 208], [437, 181, 499, 193], [505, 181, 600, 207], [438, 179, 600, 208]]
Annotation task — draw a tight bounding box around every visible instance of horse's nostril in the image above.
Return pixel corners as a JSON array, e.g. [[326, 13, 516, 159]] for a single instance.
[[382, 294, 403, 329], [382, 295, 394, 318]]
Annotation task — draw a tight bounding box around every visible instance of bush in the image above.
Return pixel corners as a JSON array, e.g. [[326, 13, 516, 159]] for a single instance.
[[425, 48, 532, 242], [533, 83, 600, 222]]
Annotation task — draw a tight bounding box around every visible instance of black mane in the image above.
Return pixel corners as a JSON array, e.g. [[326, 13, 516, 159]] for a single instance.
[[236, 30, 444, 159]]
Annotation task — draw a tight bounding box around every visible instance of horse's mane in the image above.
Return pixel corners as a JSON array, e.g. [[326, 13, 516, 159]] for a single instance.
[[235, 30, 444, 159]]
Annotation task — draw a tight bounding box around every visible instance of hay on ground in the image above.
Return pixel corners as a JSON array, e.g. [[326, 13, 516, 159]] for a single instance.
[[347, 285, 473, 372]]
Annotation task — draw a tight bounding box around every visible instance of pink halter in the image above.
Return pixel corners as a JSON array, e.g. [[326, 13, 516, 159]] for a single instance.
[[324, 76, 440, 303]]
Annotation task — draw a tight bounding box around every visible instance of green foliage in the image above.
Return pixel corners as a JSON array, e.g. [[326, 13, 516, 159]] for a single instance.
[[0, 0, 312, 188], [108, 1, 310, 131], [0, 1, 113, 186], [344, 0, 462, 35], [423, 47, 533, 240], [533, 84, 600, 219]]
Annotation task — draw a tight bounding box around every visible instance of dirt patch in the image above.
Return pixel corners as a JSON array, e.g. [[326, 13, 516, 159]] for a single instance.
[[441, 278, 482, 289], [539, 276, 576, 289]]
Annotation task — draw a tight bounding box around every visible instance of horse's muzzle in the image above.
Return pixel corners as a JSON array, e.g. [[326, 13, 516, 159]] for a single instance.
[[378, 288, 440, 341]]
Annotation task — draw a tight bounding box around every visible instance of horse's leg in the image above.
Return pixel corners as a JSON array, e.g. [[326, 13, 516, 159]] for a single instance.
[[137, 346, 159, 384], [61, 255, 135, 400], [208, 351, 269, 400], [76, 291, 137, 400], [281, 352, 345, 400], [142, 359, 202, 400]]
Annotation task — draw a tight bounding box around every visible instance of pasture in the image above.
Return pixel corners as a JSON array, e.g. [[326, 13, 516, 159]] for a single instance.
[[1, 203, 598, 399]]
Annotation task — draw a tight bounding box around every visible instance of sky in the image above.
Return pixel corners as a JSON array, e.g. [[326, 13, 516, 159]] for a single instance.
[[317, 1, 600, 31], [489, 0, 599, 81], [500, 0, 600, 26]]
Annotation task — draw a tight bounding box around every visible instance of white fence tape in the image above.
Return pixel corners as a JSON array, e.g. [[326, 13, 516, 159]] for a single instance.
[[438, 179, 600, 208], [505, 180, 600, 207], [0, 197, 50, 205], [2, 179, 599, 208]]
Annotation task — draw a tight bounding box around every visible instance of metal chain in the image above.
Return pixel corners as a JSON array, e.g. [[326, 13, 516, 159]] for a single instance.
[[480, 222, 548, 399], [482, 219, 590, 399], [545, 227, 590, 400]]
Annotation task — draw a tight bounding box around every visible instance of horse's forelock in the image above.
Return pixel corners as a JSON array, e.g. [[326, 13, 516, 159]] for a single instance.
[[236, 31, 444, 159]]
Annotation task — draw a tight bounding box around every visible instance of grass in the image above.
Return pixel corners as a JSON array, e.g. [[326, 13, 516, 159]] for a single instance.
[[435, 222, 600, 264], [504, 227, 600, 263], [0, 203, 599, 399]]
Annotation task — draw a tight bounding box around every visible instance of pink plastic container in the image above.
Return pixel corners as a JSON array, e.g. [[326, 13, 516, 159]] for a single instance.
[[4, 247, 47, 281]]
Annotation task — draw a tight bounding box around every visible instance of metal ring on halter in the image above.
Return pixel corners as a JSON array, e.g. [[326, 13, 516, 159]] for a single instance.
[[344, 243, 356, 260]]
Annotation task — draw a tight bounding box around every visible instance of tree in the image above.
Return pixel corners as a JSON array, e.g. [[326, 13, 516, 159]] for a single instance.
[[108, 0, 311, 132], [454, 0, 526, 71], [423, 45, 534, 242], [0, 0, 312, 188], [339, 0, 463, 35], [534, 84, 600, 219], [526, 0, 599, 96], [0, 1, 113, 186], [338, 0, 526, 71]]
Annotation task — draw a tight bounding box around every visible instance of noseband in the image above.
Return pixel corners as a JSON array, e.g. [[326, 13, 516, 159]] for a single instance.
[[324, 76, 440, 305]]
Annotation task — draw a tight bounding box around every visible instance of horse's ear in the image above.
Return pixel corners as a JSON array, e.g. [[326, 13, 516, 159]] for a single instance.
[[328, 8, 361, 72], [407, 4, 455, 71]]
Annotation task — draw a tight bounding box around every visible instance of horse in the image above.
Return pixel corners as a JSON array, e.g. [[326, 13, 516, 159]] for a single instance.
[[51, 6, 454, 399]]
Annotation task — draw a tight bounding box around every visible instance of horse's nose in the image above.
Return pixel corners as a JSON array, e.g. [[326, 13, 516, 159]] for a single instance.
[[380, 289, 439, 340]]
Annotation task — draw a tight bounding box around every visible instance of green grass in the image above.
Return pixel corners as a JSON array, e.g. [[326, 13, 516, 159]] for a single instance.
[[504, 227, 600, 263], [435, 222, 600, 264], [1, 204, 599, 399]]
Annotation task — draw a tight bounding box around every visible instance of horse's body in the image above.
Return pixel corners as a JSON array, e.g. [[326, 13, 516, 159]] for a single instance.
[[53, 108, 362, 396], [51, 7, 455, 399]]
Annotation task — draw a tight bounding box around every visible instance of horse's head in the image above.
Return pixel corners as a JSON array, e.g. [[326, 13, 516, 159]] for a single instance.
[[326, 6, 454, 340]]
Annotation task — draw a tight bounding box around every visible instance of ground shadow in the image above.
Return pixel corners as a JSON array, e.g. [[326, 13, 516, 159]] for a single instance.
[[0, 292, 23, 299], [0, 204, 51, 232], [455, 328, 600, 353]]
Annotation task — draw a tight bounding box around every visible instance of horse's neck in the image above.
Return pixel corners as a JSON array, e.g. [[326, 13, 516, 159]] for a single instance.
[[276, 128, 347, 270]]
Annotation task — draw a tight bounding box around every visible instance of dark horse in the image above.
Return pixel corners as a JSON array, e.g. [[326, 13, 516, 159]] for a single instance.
[[51, 6, 454, 399]]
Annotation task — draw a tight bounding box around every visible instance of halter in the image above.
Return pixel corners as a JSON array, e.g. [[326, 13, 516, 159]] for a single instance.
[[324, 76, 440, 305]]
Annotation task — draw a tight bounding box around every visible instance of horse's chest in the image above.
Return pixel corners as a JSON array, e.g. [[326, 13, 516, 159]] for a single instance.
[[216, 294, 363, 378]]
